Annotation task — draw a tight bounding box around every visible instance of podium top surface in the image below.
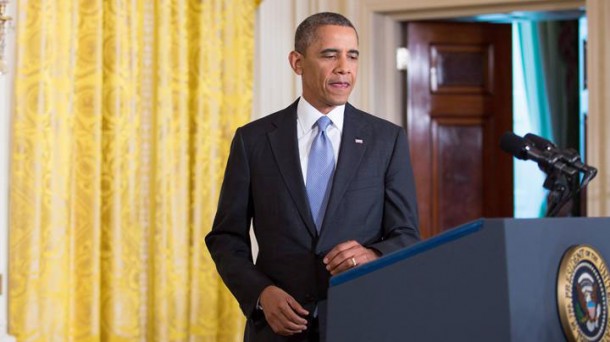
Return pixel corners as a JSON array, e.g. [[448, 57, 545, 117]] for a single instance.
[[330, 219, 484, 287]]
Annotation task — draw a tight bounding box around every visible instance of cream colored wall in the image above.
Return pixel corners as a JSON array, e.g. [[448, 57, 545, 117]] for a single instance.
[[254, 0, 610, 216]]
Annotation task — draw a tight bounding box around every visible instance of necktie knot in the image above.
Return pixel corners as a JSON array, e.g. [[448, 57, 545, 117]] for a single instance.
[[316, 116, 332, 132]]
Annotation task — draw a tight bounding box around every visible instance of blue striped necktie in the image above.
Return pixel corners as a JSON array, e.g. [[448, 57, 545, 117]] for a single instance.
[[306, 116, 335, 232]]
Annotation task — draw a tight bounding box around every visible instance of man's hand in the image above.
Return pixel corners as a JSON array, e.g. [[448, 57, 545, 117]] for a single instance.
[[259, 285, 309, 336], [323, 240, 381, 275]]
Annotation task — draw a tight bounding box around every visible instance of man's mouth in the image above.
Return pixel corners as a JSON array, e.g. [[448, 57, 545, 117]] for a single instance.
[[329, 81, 350, 89]]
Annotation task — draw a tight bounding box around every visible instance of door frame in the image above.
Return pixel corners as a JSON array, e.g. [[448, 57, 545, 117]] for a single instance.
[[351, 0, 609, 216]]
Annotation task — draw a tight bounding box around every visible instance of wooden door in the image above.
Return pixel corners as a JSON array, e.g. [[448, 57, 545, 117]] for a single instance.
[[406, 22, 513, 239]]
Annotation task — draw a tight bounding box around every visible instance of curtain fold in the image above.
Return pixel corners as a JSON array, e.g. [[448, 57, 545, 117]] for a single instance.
[[536, 20, 579, 151], [515, 20, 580, 217], [9, 0, 257, 340], [515, 22, 551, 217], [516, 22, 554, 142]]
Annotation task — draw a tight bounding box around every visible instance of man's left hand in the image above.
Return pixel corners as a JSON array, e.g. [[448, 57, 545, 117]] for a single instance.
[[323, 240, 380, 275]]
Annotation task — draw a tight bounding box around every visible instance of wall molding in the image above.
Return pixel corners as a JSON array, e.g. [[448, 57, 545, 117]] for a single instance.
[[585, 0, 610, 216]]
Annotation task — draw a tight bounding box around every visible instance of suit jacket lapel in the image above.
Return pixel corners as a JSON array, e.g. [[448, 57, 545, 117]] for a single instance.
[[267, 101, 318, 238], [320, 104, 369, 236]]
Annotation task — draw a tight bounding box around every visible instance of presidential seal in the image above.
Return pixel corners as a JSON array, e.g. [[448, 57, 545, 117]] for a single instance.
[[558, 245, 610, 342]]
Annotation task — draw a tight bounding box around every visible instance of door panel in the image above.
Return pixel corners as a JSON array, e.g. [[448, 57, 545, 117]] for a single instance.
[[433, 118, 484, 231], [406, 22, 513, 239]]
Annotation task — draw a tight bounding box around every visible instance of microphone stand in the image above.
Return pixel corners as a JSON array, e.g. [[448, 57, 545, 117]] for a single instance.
[[499, 131, 598, 217], [543, 163, 597, 217], [543, 170, 575, 217]]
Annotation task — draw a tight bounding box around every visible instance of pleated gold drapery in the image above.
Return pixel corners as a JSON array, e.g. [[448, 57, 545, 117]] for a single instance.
[[9, 0, 257, 340]]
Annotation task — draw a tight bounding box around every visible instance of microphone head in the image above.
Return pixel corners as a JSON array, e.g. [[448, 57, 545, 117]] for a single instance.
[[500, 131, 530, 160], [524, 133, 556, 151]]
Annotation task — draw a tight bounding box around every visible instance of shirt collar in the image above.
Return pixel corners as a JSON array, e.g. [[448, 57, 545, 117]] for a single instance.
[[297, 97, 345, 135]]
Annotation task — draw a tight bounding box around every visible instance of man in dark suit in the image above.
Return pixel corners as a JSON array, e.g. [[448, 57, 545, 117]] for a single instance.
[[205, 12, 419, 342]]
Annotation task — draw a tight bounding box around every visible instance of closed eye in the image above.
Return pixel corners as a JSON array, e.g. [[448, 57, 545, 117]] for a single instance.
[[320, 49, 339, 59]]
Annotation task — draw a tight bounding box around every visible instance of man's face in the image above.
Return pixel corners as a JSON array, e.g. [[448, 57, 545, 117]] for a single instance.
[[290, 25, 359, 114]]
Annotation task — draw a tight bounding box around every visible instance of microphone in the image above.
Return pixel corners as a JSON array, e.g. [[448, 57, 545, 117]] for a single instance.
[[499, 132, 579, 177], [500, 131, 598, 217], [523, 133, 556, 151], [524, 133, 597, 176]]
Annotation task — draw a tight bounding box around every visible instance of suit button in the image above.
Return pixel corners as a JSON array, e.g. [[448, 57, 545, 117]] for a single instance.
[[305, 294, 314, 302]]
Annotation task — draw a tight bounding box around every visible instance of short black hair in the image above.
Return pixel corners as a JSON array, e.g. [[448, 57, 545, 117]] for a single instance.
[[294, 12, 358, 54]]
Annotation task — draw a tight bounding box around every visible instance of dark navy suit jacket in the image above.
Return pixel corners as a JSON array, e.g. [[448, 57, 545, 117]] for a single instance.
[[206, 99, 420, 341]]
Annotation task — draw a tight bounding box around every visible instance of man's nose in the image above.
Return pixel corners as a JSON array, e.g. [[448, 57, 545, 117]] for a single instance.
[[335, 55, 350, 74]]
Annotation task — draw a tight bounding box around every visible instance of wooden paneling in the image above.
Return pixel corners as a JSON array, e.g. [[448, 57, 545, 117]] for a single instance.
[[430, 44, 493, 94], [432, 118, 484, 236], [406, 22, 513, 238]]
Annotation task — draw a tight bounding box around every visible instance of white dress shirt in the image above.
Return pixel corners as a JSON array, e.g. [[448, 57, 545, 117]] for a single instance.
[[297, 97, 344, 184]]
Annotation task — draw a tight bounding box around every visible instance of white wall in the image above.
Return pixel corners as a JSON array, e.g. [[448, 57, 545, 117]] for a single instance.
[[0, 0, 15, 340], [253, 0, 298, 120]]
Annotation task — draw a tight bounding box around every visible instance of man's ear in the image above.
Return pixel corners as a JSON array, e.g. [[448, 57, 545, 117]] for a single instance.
[[288, 51, 303, 75]]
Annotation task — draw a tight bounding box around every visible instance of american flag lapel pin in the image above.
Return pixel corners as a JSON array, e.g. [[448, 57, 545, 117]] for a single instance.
[[355, 138, 363, 144]]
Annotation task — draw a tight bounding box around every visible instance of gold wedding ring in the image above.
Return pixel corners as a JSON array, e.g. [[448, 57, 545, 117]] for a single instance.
[[350, 257, 357, 267]]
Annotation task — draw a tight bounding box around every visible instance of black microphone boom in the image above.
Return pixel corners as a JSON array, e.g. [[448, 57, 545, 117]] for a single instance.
[[499, 131, 598, 217], [524, 133, 597, 176], [499, 132, 578, 177]]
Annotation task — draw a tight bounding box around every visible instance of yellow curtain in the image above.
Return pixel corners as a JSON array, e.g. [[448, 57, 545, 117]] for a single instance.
[[9, 0, 257, 340]]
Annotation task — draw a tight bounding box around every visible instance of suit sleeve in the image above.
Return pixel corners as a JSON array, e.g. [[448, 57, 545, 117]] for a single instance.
[[368, 127, 420, 254], [205, 128, 274, 318]]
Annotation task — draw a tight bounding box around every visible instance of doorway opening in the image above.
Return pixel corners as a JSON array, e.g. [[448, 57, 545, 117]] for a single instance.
[[404, 9, 587, 230], [449, 10, 586, 218], [510, 13, 586, 217]]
